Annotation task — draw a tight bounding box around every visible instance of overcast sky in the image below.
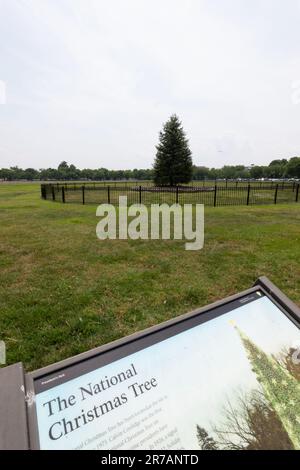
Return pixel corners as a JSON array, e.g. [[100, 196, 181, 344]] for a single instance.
[[1, 0, 300, 170]]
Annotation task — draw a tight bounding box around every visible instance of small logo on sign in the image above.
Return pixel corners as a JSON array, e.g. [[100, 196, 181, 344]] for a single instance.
[[0, 341, 6, 364]]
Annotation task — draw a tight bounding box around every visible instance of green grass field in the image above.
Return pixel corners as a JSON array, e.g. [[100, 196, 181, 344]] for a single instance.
[[0, 182, 299, 371]]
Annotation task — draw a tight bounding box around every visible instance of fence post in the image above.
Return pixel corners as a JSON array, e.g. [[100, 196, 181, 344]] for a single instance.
[[176, 185, 179, 204], [274, 184, 278, 204], [62, 186, 65, 203], [107, 186, 110, 204], [214, 184, 217, 207], [139, 185, 142, 204], [246, 183, 251, 206], [52, 185, 55, 201], [296, 183, 299, 203], [82, 186, 85, 205]]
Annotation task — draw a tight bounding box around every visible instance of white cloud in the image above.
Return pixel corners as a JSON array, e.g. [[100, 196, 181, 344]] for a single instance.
[[0, 0, 300, 169]]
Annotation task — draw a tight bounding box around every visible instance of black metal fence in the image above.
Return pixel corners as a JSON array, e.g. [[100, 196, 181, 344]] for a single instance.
[[41, 182, 300, 207]]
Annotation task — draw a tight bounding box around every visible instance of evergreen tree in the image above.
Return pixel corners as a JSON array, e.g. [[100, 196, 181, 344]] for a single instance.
[[196, 425, 218, 450], [233, 324, 300, 449], [153, 115, 193, 186]]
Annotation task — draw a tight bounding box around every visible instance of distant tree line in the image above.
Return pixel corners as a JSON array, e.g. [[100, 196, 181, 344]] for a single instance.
[[193, 157, 300, 180], [0, 157, 299, 182], [0, 161, 154, 181]]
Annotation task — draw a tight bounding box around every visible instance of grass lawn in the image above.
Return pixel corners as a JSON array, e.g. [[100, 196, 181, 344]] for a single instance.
[[0, 182, 299, 371]]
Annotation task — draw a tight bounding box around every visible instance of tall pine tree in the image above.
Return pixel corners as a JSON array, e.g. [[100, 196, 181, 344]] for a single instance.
[[153, 115, 193, 186], [232, 323, 300, 449]]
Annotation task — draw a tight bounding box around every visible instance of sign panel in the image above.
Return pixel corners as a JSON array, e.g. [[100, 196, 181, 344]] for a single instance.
[[32, 289, 300, 450]]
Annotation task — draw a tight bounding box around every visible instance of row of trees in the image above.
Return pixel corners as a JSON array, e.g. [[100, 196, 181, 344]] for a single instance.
[[193, 158, 300, 181], [1, 157, 299, 182], [0, 162, 153, 182]]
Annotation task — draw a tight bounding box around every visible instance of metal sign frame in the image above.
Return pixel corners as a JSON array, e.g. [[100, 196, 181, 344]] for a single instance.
[[1, 276, 299, 450]]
